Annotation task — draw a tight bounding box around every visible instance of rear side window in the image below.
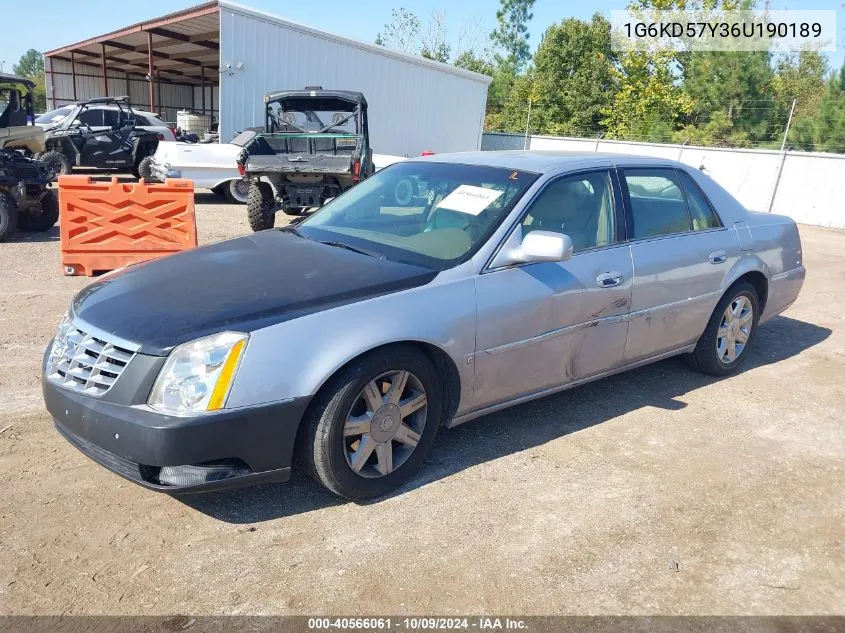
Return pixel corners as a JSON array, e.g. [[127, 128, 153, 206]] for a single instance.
[[677, 170, 721, 230], [623, 168, 691, 239], [133, 115, 151, 126], [77, 109, 104, 126]]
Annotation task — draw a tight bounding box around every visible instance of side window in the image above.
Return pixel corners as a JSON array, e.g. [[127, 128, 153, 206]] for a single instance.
[[677, 170, 721, 230], [520, 171, 616, 252], [77, 109, 103, 127], [623, 168, 692, 239], [133, 114, 151, 126], [102, 109, 121, 128]]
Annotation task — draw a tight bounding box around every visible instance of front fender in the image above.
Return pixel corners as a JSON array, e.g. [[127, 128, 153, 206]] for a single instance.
[[226, 268, 477, 415]]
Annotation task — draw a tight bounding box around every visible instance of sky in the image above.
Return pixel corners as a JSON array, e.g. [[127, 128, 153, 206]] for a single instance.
[[1, 0, 843, 75]]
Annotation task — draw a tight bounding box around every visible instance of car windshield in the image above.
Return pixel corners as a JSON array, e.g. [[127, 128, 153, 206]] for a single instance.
[[297, 161, 540, 270], [36, 106, 73, 124]]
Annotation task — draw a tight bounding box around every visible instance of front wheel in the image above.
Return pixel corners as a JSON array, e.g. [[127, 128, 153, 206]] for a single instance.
[[687, 281, 760, 376], [298, 346, 442, 499], [18, 190, 59, 232], [246, 181, 275, 231], [39, 150, 71, 179]]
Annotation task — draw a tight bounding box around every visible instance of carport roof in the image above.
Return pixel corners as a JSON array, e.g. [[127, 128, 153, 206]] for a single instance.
[[44, 2, 220, 86]]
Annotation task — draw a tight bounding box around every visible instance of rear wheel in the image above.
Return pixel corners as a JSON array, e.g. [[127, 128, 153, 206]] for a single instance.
[[18, 190, 59, 232], [136, 155, 156, 181], [223, 178, 250, 204], [687, 281, 760, 376], [298, 346, 442, 499], [0, 194, 19, 241], [39, 150, 71, 179], [246, 181, 275, 232]]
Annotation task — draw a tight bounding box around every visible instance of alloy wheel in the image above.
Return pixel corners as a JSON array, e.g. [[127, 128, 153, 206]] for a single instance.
[[343, 370, 428, 478], [716, 295, 753, 363]]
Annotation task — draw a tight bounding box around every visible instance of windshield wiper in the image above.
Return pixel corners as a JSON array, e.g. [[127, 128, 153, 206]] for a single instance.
[[319, 240, 386, 260]]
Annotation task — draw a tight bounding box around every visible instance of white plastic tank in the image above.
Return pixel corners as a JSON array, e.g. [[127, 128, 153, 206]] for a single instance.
[[176, 110, 212, 136]]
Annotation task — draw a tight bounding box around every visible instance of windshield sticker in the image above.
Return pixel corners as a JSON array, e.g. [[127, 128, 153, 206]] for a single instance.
[[436, 185, 504, 216]]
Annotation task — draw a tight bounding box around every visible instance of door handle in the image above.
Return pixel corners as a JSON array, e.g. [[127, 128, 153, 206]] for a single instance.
[[709, 250, 727, 264], [596, 271, 624, 288]]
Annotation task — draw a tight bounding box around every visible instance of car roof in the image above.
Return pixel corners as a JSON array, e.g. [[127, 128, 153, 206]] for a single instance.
[[414, 150, 686, 173]]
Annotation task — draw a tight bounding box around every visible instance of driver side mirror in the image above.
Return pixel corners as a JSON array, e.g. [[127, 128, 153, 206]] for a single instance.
[[490, 228, 573, 268]]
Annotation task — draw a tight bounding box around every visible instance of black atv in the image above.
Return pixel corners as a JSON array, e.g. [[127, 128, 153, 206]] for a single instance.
[[0, 149, 58, 241], [39, 96, 159, 178], [237, 87, 374, 231]]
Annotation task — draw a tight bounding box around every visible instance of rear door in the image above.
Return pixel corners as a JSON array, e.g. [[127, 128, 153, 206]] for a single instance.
[[473, 168, 633, 407], [620, 166, 737, 362]]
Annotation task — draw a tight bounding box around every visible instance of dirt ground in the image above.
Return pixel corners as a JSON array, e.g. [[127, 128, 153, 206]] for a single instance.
[[0, 183, 843, 616]]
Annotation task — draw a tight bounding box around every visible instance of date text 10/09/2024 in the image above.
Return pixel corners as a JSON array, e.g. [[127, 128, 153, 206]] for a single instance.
[[307, 618, 528, 630]]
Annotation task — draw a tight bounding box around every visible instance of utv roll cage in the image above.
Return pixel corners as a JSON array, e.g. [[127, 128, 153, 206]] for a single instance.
[[53, 96, 136, 132], [0, 73, 36, 128]]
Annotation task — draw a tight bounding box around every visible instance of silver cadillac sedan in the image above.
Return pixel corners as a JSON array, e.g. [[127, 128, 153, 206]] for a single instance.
[[43, 151, 805, 499]]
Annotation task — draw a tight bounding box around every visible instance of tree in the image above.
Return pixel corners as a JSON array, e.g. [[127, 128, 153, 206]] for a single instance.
[[12, 49, 44, 78], [603, 50, 693, 141], [12, 49, 46, 112], [489, 0, 535, 73], [772, 50, 828, 124], [529, 14, 618, 136], [419, 10, 450, 63], [453, 51, 494, 76], [786, 64, 845, 152], [375, 8, 422, 54]]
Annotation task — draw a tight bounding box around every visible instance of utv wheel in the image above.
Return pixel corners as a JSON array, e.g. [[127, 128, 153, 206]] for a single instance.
[[246, 181, 275, 231], [18, 190, 59, 232], [136, 156, 156, 182], [687, 281, 760, 377], [223, 178, 250, 204], [39, 151, 71, 178], [0, 194, 19, 241], [298, 346, 442, 500], [281, 206, 304, 216]]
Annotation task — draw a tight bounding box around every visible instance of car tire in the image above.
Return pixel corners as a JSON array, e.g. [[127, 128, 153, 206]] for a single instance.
[[136, 156, 156, 182], [246, 181, 275, 231], [18, 190, 59, 232], [39, 150, 71, 178], [687, 281, 760, 377], [297, 346, 442, 500], [0, 193, 18, 241], [223, 178, 250, 204]]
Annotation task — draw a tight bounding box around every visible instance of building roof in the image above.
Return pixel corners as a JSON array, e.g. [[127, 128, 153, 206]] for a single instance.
[[43, 1, 492, 88]]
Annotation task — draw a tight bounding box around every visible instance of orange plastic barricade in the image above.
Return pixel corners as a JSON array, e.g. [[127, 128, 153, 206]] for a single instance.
[[58, 176, 197, 276]]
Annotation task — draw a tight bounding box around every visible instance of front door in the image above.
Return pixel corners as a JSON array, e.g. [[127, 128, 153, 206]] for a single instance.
[[473, 169, 633, 409]]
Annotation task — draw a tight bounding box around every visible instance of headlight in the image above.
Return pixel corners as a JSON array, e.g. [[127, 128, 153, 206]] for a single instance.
[[148, 331, 248, 415]]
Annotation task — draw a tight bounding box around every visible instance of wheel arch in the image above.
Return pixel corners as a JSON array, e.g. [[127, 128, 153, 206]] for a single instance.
[[299, 340, 462, 434], [723, 267, 769, 314]]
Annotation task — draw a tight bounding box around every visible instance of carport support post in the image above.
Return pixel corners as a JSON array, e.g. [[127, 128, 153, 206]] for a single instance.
[[100, 44, 108, 97], [147, 31, 156, 113], [201, 66, 206, 115], [70, 50, 77, 101]]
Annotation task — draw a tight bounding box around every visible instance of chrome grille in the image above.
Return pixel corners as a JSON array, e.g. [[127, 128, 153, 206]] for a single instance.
[[47, 317, 136, 396]]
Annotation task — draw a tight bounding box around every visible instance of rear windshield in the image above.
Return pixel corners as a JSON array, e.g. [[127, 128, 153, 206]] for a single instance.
[[298, 161, 540, 270]]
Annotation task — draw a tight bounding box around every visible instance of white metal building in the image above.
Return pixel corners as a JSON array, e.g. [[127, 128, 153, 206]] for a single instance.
[[44, 1, 491, 156]]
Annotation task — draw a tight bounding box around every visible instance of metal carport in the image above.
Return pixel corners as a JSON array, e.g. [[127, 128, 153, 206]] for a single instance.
[[43, 2, 221, 123]]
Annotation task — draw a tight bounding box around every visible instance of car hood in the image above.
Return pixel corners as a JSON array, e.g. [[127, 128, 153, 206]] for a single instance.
[[71, 230, 437, 356]]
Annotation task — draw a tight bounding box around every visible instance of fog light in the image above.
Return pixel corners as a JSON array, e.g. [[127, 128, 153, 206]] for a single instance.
[[156, 460, 251, 487]]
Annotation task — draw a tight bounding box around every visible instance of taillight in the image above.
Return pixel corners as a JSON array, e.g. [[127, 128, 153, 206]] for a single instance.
[[421, 150, 434, 156], [353, 160, 361, 183], [237, 163, 245, 177]]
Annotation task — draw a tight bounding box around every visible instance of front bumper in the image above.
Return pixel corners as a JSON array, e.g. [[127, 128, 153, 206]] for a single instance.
[[43, 375, 310, 493]]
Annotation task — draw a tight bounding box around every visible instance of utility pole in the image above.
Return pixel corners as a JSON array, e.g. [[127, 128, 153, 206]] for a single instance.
[[780, 98, 796, 152], [523, 98, 532, 150]]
